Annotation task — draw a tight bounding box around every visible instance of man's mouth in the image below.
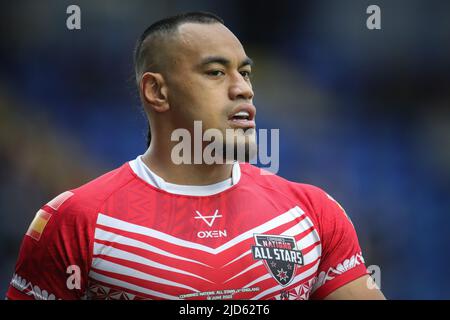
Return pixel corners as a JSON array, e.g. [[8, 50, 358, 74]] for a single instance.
[[228, 104, 256, 129]]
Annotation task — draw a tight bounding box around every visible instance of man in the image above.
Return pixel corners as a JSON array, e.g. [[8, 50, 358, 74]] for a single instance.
[[6, 12, 385, 300]]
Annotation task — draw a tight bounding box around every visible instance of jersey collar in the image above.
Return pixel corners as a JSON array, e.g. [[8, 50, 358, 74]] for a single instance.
[[129, 155, 241, 196]]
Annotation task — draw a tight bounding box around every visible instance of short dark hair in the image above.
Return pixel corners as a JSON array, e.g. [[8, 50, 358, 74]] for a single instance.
[[134, 12, 224, 148]]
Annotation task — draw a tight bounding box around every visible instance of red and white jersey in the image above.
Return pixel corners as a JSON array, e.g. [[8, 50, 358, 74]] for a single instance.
[[6, 156, 368, 300]]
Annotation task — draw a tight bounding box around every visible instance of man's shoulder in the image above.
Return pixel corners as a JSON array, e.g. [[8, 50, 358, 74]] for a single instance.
[[239, 162, 327, 199], [239, 163, 352, 232], [46, 162, 136, 216]]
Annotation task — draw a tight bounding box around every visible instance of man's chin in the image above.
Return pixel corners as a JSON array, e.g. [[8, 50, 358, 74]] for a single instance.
[[222, 141, 258, 163]]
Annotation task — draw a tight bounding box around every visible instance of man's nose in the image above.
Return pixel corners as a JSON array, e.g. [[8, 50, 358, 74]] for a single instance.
[[229, 73, 254, 101]]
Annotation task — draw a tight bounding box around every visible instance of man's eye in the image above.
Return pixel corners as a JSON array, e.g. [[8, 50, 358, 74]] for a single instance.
[[240, 70, 252, 79], [206, 70, 225, 77]]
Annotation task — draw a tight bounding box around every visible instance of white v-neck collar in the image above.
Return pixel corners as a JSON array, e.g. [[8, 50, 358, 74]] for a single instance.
[[129, 155, 241, 196]]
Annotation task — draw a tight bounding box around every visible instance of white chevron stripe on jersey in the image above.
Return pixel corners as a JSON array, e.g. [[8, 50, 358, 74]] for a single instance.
[[96, 206, 305, 255], [303, 244, 322, 265], [222, 229, 321, 282], [222, 221, 319, 269], [89, 271, 180, 300], [251, 259, 320, 300], [296, 229, 321, 250], [224, 261, 263, 283], [94, 228, 212, 268], [222, 249, 253, 268], [212, 206, 305, 253], [93, 242, 214, 284], [243, 272, 272, 289], [282, 216, 314, 237], [91, 258, 200, 293], [242, 243, 322, 289]]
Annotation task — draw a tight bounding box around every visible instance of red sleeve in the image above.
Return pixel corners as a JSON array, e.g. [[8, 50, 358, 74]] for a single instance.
[[309, 190, 369, 300], [6, 191, 94, 300]]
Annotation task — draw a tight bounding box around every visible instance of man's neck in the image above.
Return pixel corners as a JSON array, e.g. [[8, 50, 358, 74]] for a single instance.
[[141, 142, 234, 186]]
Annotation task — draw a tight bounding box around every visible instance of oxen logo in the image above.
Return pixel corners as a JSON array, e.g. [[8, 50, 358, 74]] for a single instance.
[[251, 234, 304, 286], [194, 209, 221, 227]]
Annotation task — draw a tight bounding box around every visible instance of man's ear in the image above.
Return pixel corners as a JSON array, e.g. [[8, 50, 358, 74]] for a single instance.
[[140, 72, 169, 112]]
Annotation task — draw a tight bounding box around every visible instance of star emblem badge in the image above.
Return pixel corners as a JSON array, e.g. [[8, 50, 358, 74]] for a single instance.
[[276, 268, 288, 282]]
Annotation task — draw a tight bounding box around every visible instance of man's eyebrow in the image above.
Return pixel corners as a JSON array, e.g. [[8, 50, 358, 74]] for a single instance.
[[198, 56, 254, 68], [240, 57, 253, 68]]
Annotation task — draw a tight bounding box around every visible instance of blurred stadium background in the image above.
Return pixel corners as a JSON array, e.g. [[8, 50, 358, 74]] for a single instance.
[[1, 0, 449, 299]]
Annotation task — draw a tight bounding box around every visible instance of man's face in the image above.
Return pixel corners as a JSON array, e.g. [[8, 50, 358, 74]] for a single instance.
[[164, 22, 256, 161]]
